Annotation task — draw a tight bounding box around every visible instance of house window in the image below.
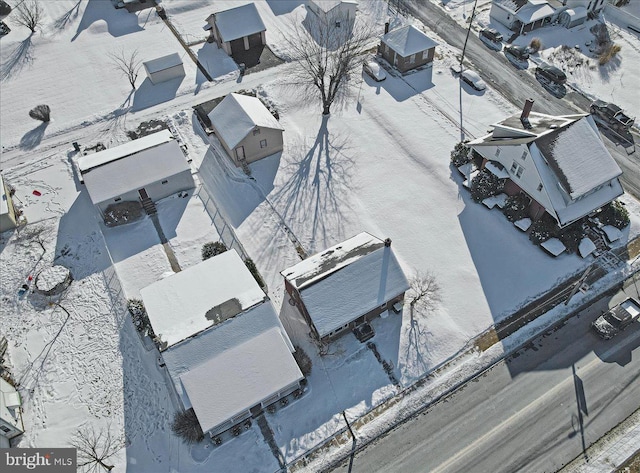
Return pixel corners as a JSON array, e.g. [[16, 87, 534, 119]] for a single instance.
[[511, 161, 524, 178], [335, 21, 341, 27], [520, 151, 527, 161], [114, 197, 122, 202], [0, 425, 11, 433], [537, 183, 543, 192], [253, 128, 261, 136], [381, 302, 387, 309], [161, 180, 168, 184], [409, 54, 416, 64], [495, 148, 501, 157], [260, 139, 268, 148], [422, 50, 429, 60], [516, 166, 524, 178]]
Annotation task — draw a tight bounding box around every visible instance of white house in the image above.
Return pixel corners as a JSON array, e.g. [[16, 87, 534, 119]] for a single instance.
[[208, 93, 284, 167], [143, 53, 185, 85], [0, 174, 18, 232], [490, 0, 555, 34], [281, 232, 409, 342], [467, 102, 624, 229], [1, 378, 24, 447], [205, 3, 266, 58], [77, 130, 194, 219], [307, 0, 358, 26], [141, 250, 303, 438]]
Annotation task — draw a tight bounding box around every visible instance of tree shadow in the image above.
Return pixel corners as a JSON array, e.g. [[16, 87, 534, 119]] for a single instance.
[[270, 116, 356, 252], [597, 53, 622, 82], [0, 34, 34, 81], [19, 122, 48, 150], [53, 0, 82, 32]]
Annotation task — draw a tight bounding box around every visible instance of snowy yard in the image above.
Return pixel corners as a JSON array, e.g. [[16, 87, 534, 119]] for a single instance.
[[2, 1, 640, 472]]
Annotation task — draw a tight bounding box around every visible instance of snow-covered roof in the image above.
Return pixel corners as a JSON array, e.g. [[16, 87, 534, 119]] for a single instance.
[[141, 250, 266, 348], [79, 132, 191, 205], [602, 225, 622, 242], [541, 238, 566, 256], [179, 327, 303, 434], [212, 3, 266, 43], [309, 0, 358, 14], [514, 218, 532, 231], [281, 232, 409, 338], [208, 93, 284, 150], [381, 25, 438, 57], [0, 378, 22, 432], [485, 161, 509, 179], [482, 193, 508, 209], [0, 174, 9, 217], [516, 1, 554, 23], [143, 53, 183, 74], [562, 7, 588, 22], [578, 238, 597, 258], [536, 117, 622, 200], [77, 130, 175, 173]]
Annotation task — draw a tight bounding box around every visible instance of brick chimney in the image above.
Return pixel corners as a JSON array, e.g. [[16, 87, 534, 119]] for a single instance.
[[520, 98, 534, 129], [384, 238, 392, 247]]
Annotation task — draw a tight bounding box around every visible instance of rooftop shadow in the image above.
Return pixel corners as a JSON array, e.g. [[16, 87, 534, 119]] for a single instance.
[[266, 0, 305, 16], [131, 76, 182, 112], [71, 0, 143, 42]]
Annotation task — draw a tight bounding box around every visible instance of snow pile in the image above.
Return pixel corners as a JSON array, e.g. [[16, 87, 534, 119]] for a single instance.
[[34, 265, 72, 295]]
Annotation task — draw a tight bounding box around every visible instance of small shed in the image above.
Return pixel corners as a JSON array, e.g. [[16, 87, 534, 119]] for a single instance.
[[208, 93, 284, 167], [380, 25, 438, 73], [77, 130, 194, 219], [281, 232, 409, 342], [205, 3, 266, 58], [143, 53, 185, 85], [0, 174, 18, 232]]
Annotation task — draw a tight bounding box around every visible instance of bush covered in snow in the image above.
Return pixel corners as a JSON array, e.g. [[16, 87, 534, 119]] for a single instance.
[[202, 241, 228, 260], [598, 201, 629, 229], [244, 257, 264, 288], [127, 299, 155, 338], [450, 141, 471, 167], [470, 169, 503, 202], [502, 194, 530, 222], [293, 345, 312, 377], [529, 216, 557, 245], [171, 408, 204, 444]]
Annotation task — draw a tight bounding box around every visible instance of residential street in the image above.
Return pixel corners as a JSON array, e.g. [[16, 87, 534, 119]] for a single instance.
[[402, 0, 640, 200], [330, 277, 640, 473]]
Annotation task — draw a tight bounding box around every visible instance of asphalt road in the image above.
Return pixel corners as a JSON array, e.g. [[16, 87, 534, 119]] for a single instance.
[[330, 279, 640, 473], [401, 0, 640, 199]]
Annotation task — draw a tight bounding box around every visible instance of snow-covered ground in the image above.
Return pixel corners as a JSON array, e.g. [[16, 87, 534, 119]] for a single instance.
[[1, 1, 640, 472]]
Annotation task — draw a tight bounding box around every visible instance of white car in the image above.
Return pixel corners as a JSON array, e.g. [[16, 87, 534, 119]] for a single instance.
[[363, 60, 386, 82], [460, 70, 486, 91]]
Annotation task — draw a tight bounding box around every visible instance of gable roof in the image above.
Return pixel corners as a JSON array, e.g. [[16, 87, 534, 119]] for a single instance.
[[143, 53, 183, 74], [179, 327, 303, 434], [208, 93, 283, 149], [211, 3, 266, 43], [141, 249, 266, 348], [78, 131, 191, 204], [281, 232, 409, 338], [309, 0, 358, 14], [381, 25, 438, 57]]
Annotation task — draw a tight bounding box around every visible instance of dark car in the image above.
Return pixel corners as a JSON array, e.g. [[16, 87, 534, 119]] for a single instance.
[[592, 298, 640, 339], [504, 45, 529, 61], [480, 28, 503, 43], [536, 63, 567, 84]]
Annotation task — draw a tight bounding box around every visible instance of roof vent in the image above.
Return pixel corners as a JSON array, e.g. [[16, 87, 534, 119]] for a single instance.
[[384, 238, 392, 247]]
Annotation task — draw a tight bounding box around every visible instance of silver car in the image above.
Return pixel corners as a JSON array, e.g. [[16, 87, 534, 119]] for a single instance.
[[460, 70, 486, 91]]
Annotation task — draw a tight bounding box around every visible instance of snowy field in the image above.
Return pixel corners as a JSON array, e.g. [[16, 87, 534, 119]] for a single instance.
[[2, 1, 640, 472]]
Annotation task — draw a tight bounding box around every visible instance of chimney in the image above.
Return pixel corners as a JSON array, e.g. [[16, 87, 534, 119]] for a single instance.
[[384, 238, 392, 247], [520, 98, 534, 129], [384, 22, 390, 34]]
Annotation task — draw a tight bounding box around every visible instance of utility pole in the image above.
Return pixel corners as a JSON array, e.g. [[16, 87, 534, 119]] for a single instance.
[[459, 0, 479, 67]]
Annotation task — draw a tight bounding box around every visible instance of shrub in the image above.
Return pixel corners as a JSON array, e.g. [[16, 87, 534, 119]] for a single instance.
[[450, 141, 471, 167], [244, 257, 264, 287], [470, 169, 503, 202], [529, 216, 557, 245], [293, 346, 312, 376], [127, 299, 155, 338], [201, 241, 227, 260], [598, 43, 621, 65], [528, 38, 542, 53], [598, 201, 630, 229], [502, 194, 530, 222], [557, 222, 583, 254], [171, 409, 204, 444], [29, 104, 50, 122]]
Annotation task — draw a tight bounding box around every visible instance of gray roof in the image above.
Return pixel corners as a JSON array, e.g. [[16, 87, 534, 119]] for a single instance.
[[381, 25, 438, 57], [213, 3, 266, 42]]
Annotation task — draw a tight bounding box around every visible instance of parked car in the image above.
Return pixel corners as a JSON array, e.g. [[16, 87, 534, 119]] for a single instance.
[[504, 45, 529, 61], [363, 59, 386, 82], [460, 70, 486, 91], [590, 100, 635, 132], [592, 298, 640, 339], [450, 63, 464, 75], [480, 28, 503, 43], [535, 63, 567, 85]]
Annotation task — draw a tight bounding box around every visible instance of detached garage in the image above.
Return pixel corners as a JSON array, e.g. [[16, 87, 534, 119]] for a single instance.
[[78, 130, 195, 220], [204, 3, 266, 59], [143, 53, 185, 85]]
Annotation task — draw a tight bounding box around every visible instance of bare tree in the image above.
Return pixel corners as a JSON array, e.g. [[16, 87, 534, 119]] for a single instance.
[[171, 408, 204, 444], [109, 49, 142, 89], [15, 223, 48, 253], [13, 0, 44, 33], [409, 271, 441, 315], [282, 14, 373, 115], [70, 424, 123, 472]]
